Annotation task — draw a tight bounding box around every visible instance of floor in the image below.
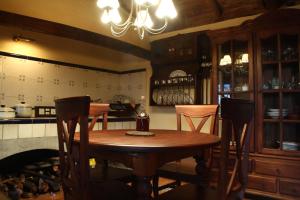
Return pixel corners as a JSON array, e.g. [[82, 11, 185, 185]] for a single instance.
[[20, 178, 175, 200]]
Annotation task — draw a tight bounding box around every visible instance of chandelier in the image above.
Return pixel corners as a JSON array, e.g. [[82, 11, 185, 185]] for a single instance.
[[96, 0, 177, 39]]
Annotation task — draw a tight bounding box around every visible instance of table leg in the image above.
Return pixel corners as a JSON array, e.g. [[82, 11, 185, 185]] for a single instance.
[[136, 176, 153, 200], [194, 151, 210, 186]]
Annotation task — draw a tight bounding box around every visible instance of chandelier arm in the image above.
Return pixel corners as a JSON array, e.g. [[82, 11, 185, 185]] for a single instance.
[[110, 22, 133, 37], [111, 0, 134, 28], [145, 18, 168, 34]]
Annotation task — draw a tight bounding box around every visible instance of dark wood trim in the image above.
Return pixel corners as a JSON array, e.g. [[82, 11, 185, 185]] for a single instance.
[[0, 51, 146, 74], [0, 10, 150, 60], [120, 68, 147, 74]]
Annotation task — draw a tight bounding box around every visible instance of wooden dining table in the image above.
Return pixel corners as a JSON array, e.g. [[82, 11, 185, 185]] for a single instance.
[[75, 129, 220, 200]]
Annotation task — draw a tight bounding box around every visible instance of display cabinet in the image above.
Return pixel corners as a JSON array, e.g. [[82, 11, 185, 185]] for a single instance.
[[256, 29, 300, 156], [209, 9, 300, 199]]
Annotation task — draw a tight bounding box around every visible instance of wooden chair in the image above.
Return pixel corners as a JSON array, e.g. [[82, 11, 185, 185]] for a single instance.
[[88, 102, 134, 183], [159, 98, 254, 200], [153, 104, 219, 196], [55, 96, 135, 200], [88, 103, 109, 131]]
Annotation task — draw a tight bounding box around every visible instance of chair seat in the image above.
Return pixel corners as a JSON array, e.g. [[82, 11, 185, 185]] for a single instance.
[[90, 164, 134, 183], [158, 157, 200, 183], [159, 184, 218, 200], [89, 180, 136, 200]]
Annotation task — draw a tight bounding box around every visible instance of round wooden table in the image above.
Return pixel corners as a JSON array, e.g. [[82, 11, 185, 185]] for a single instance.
[[77, 129, 220, 200]]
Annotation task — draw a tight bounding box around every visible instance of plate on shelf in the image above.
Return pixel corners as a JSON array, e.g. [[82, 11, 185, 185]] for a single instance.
[[169, 70, 187, 78]]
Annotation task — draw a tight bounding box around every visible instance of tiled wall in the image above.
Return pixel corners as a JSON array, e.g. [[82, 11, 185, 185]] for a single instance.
[[0, 55, 146, 107]]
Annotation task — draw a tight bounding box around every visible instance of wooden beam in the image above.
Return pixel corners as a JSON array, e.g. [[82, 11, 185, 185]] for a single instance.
[[213, 0, 224, 17], [0, 10, 150, 60]]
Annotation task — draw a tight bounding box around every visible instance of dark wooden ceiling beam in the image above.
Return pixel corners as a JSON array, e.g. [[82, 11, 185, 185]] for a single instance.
[[0, 10, 150, 60], [212, 0, 224, 17]]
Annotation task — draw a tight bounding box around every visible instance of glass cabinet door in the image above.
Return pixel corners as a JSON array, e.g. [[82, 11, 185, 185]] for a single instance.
[[258, 33, 300, 154], [217, 39, 252, 103]]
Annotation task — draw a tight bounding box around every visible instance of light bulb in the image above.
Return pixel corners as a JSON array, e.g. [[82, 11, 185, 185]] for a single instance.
[[134, 10, 153, 28], [135, 0, 158, 5], [109, 9, 122, 24], [156, 0, 177, 19], [97, 0, 119, 9], [101, 9, 111, 24]]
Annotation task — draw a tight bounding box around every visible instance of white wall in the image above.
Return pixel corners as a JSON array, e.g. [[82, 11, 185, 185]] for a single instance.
[[0, 55, 146, 107]]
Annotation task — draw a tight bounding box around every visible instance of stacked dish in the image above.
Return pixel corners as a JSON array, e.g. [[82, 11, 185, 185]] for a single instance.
[[266, 108, 288, 119], [282, 142, 300, 151]]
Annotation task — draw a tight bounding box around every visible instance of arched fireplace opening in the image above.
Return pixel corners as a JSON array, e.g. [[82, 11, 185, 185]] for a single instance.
[[0, 149, 61, 199]]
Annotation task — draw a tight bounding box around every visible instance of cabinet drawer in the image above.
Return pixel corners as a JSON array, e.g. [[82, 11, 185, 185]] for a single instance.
[[247, 175, 276, 193], [279, 179, 300, 197], [255, 160, 300, 179]]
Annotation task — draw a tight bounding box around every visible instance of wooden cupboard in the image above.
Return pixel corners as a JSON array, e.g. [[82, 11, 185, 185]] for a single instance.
[[150, 33, 211, 106], [210, 9, 300, 199]]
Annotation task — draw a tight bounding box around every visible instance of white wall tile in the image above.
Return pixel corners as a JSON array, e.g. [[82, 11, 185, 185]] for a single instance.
[[122, 122, 130, 129], [45, 123, 57, 136], [0, 125, 3, 139], [115, 122, 122, 129], [3, 124, 18, 140], [107, 122, 116, 130], [32, 124, 46, 137], [18, 124, 33, 138]]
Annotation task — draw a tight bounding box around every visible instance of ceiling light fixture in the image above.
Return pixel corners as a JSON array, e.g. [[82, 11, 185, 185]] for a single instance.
[[12, 35, 35, 42], [96, 0, 177, 39]]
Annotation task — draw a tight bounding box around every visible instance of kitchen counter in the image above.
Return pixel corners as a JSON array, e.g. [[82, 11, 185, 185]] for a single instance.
[[0, 116, 136, 124]]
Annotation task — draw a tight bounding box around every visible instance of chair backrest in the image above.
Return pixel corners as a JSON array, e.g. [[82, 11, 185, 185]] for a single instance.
[[218, 98, 254, 200], [55, 96, 90, 200], [89, 103, 110, 131], [175, 105, 219, 135]]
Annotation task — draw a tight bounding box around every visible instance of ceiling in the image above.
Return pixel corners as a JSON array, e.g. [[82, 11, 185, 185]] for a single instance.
[[1, 0, 300, 49], [122, 0, 300, 33]]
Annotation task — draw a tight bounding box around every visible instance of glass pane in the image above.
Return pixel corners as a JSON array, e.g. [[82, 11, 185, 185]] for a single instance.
[[262, 64, 279, 90], [283, 123, 300, 151], [218, 66, 232, 92], [264, 122, 280, 149], [264, 93, 280, 119], [282, 62, 300, 90], [234, 65, 249, 91], [233, 40, 248, 65], [281, 34, 298, 61], [261, 35, 278, 62], [283, 93, 300, 120], [218, 41, 231, 64]]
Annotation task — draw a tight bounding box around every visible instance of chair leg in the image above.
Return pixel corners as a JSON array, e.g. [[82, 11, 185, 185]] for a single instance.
[[152, 175, 159, 199], [175, 179, 181, 187]]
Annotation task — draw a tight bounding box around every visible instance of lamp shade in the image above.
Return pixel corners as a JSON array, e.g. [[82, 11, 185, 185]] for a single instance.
[[97, 0, 119, 9], [156, 0, 177, 19]]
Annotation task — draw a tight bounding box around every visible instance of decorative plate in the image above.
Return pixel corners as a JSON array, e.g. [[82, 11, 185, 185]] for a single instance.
[[169, 70, 187, 78], [126, 131, 155, 136]]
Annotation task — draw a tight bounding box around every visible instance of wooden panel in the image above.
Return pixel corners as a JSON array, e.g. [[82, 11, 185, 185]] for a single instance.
[[279, 179, 300, 197], [255, 160, 300, 179], [0, 11, 150, 60], [247, 175, 277, 193]]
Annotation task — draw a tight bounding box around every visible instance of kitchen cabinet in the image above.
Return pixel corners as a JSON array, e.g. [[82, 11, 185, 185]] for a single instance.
[[150, 33, 212, 106], [209, 9, 300, 199], [151, 33, 198, 65]]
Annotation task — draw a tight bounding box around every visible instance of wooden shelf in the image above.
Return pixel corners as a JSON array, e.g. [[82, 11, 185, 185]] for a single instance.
[[262, 60, 279, 65], [260, 89, 300, 93], [281, 59, 299, 64], [218, 90, 253, 94], [264, 118, 300, 123]]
